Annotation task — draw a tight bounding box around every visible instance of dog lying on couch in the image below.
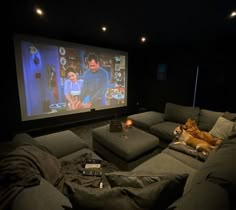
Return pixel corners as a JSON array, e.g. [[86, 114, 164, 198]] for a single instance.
[[182, 118, 222, 146], [173, 125, 216, 154]]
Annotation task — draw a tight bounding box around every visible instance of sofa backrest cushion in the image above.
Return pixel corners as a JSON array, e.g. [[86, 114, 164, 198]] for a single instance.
[[0, 133, 51, 158], [223, 111, 236, 122], [191, 138, 236, 184], [209, 116, 235, 140], [35, 130, 88, 158], [190, 137, 236, 208], [167, 181, 230, 210], [198, 109, 223, 131], [164, 103, 200, 124]]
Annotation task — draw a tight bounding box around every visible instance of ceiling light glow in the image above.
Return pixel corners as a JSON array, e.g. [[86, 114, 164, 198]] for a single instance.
[[141, 37, 146, 42], [35, 8, 44, 16], [230, 11, 236, 18], [102, 26, 107, 31]]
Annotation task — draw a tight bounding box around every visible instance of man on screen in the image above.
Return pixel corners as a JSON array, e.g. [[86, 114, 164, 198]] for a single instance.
[[80, 53, 109, 108]]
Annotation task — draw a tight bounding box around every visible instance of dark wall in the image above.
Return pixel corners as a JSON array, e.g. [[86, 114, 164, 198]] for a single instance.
[[196, 63, 236, 112], [132, 44, 236, 113]]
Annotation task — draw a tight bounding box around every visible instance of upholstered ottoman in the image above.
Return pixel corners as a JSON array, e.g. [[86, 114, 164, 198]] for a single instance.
[[92, 124, 161, 170]]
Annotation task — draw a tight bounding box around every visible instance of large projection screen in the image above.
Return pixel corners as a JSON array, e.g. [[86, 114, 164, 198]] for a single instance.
[[14, 34, 128, 121]]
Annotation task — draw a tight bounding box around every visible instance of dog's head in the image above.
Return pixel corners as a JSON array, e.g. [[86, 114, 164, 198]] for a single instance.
[[182, 118, 198, 131], [173, 125, 184, 138]]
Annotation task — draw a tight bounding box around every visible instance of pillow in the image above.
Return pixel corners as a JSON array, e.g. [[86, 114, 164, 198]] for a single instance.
[[222, 112, 236, 139], [105, 171, 188, 210], [164, 102, 200, 124], [209, 116, 235, 140], [105, 171, 188, 188], [198, 109, 223, 131], [70, 172, 188, 210]]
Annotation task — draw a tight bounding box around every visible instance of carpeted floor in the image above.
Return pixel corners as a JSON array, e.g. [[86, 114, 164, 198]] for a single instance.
[[70, 117, 126, 149]]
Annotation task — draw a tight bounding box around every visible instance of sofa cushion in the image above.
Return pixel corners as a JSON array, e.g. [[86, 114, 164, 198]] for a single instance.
[[35, 130, 88, 158], [150, 121, 179, 143], [229, 124, 236, 139], [191, 138, 236, 207], [168, 181, 230, 210], [164, 102, 200, 124], [128, 111, 164, 131], [133, 152, 197, 175], [105, 170, 187, 188], [0, 133, 50, 157], [209, 116, 235, 140], [162, 148, 203, 170], [222, 112, 236, 139], [11, 178, 72, 210], [223, 111, 236, 122], [198, 109, 223, 131]]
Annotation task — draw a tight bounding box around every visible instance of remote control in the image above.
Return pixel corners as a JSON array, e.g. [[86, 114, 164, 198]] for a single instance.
[[82, 169, 103, 177], [85, 163, 101, 169], [85, 159, 102, 164]]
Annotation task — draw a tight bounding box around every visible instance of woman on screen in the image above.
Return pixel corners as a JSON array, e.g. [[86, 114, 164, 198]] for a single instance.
[[64, 67, 83, 110]]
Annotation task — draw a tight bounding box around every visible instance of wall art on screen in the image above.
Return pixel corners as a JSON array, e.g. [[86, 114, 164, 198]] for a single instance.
[[14, 34, 128, 121]]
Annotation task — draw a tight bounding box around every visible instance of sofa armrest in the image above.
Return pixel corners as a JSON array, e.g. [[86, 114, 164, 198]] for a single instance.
[[11, 178, 72, 210], [128, 111, 164, 131]]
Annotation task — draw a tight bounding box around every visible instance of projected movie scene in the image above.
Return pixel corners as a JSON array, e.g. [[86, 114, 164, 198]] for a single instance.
[[14, 35, 128, 121]]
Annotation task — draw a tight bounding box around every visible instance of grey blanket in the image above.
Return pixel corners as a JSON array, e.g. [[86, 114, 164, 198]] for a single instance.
[[0, 143, 187, 210], [0, 144, 116, 210], [0, 144, 63, 210], [168, 141, 208, 161]]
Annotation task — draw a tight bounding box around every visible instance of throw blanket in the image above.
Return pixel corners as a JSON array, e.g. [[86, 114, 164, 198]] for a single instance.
[[0, 143, 188, 210], [0, 143, 116, 210], [168, 141, 208, 161], [0, 145, 63, 210]]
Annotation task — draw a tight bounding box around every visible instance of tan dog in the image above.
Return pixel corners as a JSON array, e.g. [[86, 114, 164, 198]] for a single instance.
[[173, 125, 215, 153], [182, 118, 222, 146]]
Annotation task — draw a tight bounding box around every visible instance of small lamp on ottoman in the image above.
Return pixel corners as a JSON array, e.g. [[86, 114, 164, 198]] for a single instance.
[[125, 119, 133, 129]]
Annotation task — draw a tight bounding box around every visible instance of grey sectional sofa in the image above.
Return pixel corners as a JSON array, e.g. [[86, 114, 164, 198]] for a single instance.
[[128, 102, 224, 148], [1, 106, 236, 210]]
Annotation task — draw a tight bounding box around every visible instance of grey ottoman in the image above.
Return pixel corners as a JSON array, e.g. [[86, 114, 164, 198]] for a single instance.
[[92, 124, 161, 170]]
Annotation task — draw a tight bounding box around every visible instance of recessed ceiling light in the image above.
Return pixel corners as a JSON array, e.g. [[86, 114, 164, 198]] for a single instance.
[[229, 11, 236, 18], [35, 8, 44, 16], [141, 37, 146, 43], [101, 26, 107, 32]]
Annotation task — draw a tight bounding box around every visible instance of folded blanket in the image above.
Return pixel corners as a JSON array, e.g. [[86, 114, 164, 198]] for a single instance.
[[168, 141, 208, 161]]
